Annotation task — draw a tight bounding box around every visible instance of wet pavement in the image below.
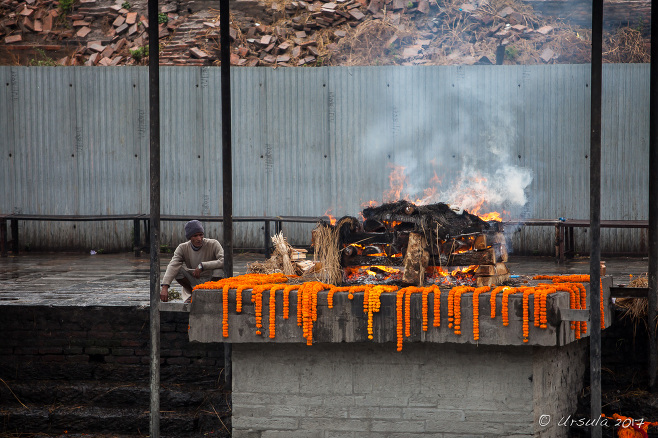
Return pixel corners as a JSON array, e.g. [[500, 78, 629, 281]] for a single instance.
[[0, 251, 265, 306], [0, 251, 650, 306]]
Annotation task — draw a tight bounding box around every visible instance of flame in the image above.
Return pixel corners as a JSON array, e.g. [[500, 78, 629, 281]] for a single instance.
[[383, 164, 408, 203], [366, 253, 387, 257], [424, 265, 479, 286], [366, 265, 400, 275], [451, 265, 478, 275], [344, 265, 403, 283], [429, 169, 441, 186], [414, 186, 437, 205], [478, 211, 502, 222], [323, 209, 337, 225], [385, 220, 402, 229]]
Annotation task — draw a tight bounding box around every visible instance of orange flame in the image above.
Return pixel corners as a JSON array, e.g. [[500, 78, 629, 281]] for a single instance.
[[478, 211, 502, 222], [323, 209, 337, 225], [383, 164, 408, 203], [366, 265, 401, 276], [385, 220, 402, 229]]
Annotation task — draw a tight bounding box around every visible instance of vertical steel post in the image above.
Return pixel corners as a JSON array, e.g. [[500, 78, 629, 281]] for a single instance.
[[10, 219, 18, 254], [649, 0, 658, 392], [134, 218, 141, 257], [220, 0, 233, 389], [1, 219, 7, 257], [590, 0, 603, 435], [265, 219, 271, 258], [148, 0, 161, 435]]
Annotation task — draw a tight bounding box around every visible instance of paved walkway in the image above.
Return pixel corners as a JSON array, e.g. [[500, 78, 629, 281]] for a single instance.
[[0, 251, 650, 306], [0, 251, 265, 306]]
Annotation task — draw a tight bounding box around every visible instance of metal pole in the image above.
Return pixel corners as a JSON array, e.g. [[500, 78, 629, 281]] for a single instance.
[[648, 0, 658, 392], [220, 0, 233, 389], [147, 0, 161, 435], [589, 0, 603, 435]]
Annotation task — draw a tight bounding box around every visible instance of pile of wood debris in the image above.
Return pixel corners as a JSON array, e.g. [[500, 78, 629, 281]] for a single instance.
[[247, 232, 319, 277], [0, 0, 650, 66]]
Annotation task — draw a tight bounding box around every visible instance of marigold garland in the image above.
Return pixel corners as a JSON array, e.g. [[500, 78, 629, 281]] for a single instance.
[[269, 285, 287, 339], [297, 282, 306, 328], [431, 285, 441, 327], [521, 287, 534, 343], [365, 285, 397, 340], [403, 287, 423, 337], [600, 279, 605, 330], [533, 274, 606, 330], [327, 286, 350, 309], [222, 284, 229, 338], [282, 285, 297, 319], [452, 286, 467, 335], [501, 287, 517, 327], [490, 286, 505, 319], [396, 289, 405, 351], [236, 284, 249, 313], [448, 287, 455, 329], [472, 287, 492, 341], [539, 288, 550, 328], [580, 282, 588, 334], [194, 272, 289, 291], [422, 288, 430, 332], [294, 281, 332, 345], [252, 283, 282, 336], [533, 289, 541, 328]]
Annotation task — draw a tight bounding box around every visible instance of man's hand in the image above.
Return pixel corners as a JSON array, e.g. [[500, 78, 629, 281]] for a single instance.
[[160, 285, 169, 302], [193, 267, 202, 278]]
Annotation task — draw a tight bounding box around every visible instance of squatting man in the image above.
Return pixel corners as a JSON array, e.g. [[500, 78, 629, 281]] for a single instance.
[[160, 220, 224, 303]]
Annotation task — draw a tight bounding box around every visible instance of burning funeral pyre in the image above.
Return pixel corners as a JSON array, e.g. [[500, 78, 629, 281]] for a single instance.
[[315, 200, 509, 287]]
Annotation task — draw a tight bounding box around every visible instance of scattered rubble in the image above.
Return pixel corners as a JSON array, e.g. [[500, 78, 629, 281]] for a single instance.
[[0, 0, 651, 66]]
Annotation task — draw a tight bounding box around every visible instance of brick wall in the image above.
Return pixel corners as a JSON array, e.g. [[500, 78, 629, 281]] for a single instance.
[[231, 341, 588, 438], [0, 306, 224, 381]]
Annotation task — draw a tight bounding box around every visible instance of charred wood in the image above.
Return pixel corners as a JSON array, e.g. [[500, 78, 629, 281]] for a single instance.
[[364, 219, 386, 232], [362, 201, 490, 239], [446, 247, 496, 265], [441, 244, 507, 265]]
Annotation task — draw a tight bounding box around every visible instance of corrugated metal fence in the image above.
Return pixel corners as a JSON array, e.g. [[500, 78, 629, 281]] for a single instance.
[[0, 65, 650, 255]]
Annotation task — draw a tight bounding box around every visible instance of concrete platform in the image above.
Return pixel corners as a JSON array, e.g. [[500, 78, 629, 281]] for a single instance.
[[0, 251, 649, 306]]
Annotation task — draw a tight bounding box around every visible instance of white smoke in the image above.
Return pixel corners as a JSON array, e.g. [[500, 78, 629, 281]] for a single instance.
[[351, 79, 534, 218]]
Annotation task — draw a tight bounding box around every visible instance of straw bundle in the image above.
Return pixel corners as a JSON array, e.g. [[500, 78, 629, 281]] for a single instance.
[[246, 232, 296, 276], [312, 222, 343, 285], [616, 274, 650, 331]]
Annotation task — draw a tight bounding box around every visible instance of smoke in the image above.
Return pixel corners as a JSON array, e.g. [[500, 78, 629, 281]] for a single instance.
[[360, 88, 534, 218]]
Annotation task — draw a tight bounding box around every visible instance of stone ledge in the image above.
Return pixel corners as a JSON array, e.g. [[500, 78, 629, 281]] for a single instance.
[[188, 277, 612, 347]]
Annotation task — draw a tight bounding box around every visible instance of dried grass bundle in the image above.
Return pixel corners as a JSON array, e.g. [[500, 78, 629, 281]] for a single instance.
[[246, 231, 296, 276], [246, 258, 283, 275], [312, 223, 343, 285], [273, 232, 296, 275], [616, 274, 650, 333]]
